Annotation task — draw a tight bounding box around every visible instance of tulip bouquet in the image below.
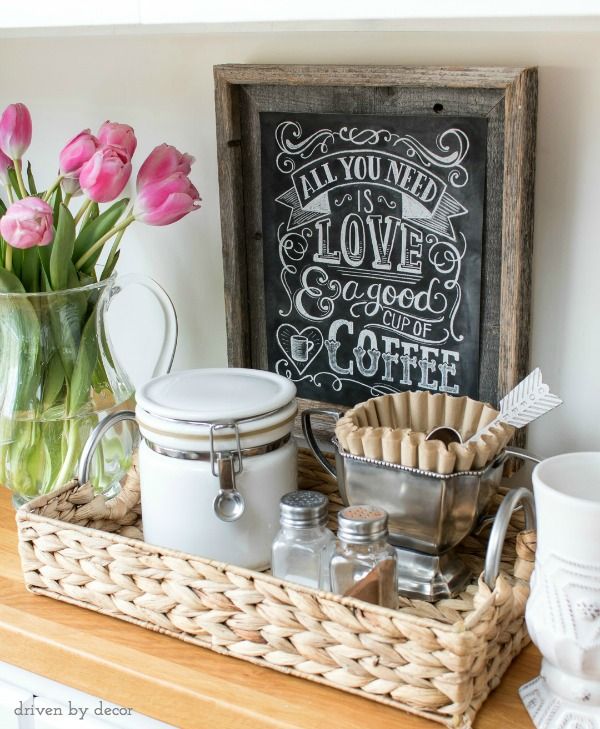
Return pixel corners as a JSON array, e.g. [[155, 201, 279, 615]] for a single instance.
[[0, 102, 200, 503]]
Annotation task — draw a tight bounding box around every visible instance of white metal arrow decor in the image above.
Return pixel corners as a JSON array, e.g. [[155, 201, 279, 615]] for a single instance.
[[467, 368, 562, 443]]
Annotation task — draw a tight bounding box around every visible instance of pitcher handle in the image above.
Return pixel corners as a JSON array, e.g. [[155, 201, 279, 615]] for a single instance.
[[301, 408, 343, 479], [97, 274, 178, 380], [483, 487, 536, 589]]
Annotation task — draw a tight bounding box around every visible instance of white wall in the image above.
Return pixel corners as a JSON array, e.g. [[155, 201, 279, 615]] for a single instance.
[[0, 30, 598, 456]]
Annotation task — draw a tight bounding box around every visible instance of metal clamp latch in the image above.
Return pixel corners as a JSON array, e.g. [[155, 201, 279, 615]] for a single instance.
[[210, 423, 246, 522]]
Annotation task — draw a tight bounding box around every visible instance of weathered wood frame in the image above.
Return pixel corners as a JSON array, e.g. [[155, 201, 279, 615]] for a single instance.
[[214, 65, 537, 439]]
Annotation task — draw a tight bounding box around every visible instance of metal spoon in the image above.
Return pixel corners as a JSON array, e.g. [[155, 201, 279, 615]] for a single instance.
[[212, 452, 245, 522], [425, 426, 462, 446]]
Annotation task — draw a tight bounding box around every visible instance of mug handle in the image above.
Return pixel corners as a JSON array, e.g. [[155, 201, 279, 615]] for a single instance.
[[301, 408, 343, 479], [483, 487, 536, 589], [307, 341, 315, 353], [97, 273, 178, 379]]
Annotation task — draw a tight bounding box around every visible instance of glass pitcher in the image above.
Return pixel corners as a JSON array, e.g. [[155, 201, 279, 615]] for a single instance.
[[0, 273, 177, 506]]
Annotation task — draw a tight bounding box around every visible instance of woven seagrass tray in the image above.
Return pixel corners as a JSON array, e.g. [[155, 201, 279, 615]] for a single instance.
[[16, 448, 536, 728]]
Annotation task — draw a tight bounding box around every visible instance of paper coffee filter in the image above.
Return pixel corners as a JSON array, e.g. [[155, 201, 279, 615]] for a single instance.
[[335, 391, 514, 474]]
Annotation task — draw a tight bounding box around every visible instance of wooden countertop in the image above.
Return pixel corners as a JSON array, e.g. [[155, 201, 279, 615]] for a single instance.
[[0, 488, 539, 728]]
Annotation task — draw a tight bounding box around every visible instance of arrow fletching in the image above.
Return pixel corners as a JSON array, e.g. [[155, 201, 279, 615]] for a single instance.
[[467, 368, 562, 443]]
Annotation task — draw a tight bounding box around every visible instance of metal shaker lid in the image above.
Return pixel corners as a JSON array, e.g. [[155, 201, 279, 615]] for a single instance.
[[337, 505, 388, 544], [280, 491, 329, 528]]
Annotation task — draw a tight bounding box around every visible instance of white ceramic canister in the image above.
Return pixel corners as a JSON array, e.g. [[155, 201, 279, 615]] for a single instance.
[[79, 369, 298, 570]]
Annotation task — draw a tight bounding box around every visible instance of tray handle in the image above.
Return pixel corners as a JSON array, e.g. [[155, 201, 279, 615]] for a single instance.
[[301, 408, 343, 479], [78, 410, 137, 484], [483, 487, 536, 589]]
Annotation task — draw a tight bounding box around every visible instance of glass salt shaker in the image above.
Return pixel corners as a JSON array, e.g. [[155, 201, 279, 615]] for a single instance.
[[271, 491, 336, 589], [330, 505, 398, 609]]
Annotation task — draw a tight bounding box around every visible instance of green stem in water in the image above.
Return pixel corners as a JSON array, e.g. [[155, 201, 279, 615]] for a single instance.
[[73, 198, 93, 226], [5, 245, 12, 272], [6, 185, 14, 204], [50, 419, 80, 492], [75, 215, 135, 271], [63, 192, 72, 208], [43, 175, 64, 202], [13, 160, 28, 198]]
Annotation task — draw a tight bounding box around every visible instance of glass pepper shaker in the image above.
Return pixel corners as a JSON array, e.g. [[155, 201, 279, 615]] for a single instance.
[[271, 491, 336, 589], [330, 505, 398, 608]]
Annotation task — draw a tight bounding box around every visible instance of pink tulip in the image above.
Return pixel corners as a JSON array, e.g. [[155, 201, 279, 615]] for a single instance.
[[59, 129, 100, 195], [136, 144, 194, 191], [98, 121, 137, 158], [0, 149, 13, 186], [0, 103, 32, 160], [79, 145, 132, 203], [133, 173, 201, 226], [0, 197, 54, 249]]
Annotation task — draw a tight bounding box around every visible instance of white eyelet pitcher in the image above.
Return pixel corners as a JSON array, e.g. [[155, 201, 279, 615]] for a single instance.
[[521, 452, 600, 729]]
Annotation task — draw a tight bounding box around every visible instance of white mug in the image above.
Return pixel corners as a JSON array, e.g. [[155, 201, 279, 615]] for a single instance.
[[520, 452, 600, 729]]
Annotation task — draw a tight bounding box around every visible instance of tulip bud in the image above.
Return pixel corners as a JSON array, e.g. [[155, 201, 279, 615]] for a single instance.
[[79, 145, 132, 203], [0, 103, 32, 160], [0, 197, 54, 249], [59, 129, 100, 195], [133, 173, 201, 226], [98, 121, 137, 158], [0, 149, 13, 186], [136, 144, 194, 191]]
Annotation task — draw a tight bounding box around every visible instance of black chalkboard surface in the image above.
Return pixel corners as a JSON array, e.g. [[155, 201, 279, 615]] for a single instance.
[[260, 112, 488, 406]]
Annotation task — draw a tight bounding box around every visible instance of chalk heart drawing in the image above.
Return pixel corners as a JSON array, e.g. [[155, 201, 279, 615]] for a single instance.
[[277, 324, 324, 375]]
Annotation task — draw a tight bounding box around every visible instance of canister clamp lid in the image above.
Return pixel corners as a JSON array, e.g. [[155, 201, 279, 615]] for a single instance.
[[209, 421, 243, 479]]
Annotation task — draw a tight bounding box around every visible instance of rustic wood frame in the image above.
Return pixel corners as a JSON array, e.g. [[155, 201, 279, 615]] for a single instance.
[[214, 64, 537, 440]]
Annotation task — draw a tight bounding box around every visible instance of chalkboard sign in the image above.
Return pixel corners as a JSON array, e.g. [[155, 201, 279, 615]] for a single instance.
[[260, 113, 487, 406], [214, 65, 537, 441]]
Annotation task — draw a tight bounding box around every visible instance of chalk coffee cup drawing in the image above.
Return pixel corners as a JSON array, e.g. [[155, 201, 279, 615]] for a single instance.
[[290, 334, 314, 362], [520, 452, 600, 729]]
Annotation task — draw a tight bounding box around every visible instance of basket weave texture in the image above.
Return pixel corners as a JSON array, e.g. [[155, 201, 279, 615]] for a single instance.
[[16, 449, 536, 728]]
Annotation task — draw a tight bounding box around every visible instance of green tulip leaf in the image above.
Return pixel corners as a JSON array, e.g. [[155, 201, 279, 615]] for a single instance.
[[87, 202, 99, 223], [42, 352, 65, 412], [11, 248, 23, 278], [21, 246, 41, 292], [8, 168, 23, 199], [0, 267, 26, 293], [73, 198, 129, 271], [52, 185, 63, 224], [50, 204, 76, 290], [68, 310, 98, 416], [38, 247, 52, 288], [0, 281, 41, 414], [26, 162, 37, 195], [67, 262, 80, 289]]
